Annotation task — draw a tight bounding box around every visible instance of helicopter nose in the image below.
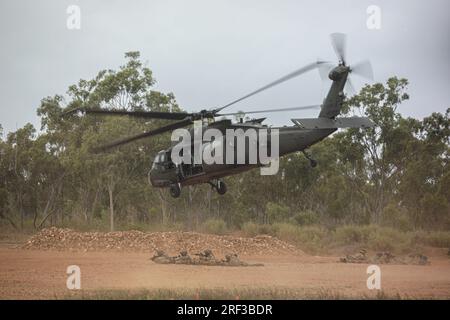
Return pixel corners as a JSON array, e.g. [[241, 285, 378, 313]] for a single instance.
[[148, 168, 156, 186]]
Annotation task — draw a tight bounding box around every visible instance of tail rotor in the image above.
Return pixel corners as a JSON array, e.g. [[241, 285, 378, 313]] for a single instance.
[[319, 33, 374, 96]]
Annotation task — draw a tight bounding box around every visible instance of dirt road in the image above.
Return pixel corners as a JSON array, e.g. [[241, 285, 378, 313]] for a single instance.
[[1, 246, 449, 299]]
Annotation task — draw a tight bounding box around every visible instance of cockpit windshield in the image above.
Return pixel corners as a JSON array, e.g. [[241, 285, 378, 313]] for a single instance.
[[152, 150, 173, 169]]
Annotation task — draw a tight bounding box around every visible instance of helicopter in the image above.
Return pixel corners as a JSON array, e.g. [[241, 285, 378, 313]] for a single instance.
[[65, 33, 375, 198]]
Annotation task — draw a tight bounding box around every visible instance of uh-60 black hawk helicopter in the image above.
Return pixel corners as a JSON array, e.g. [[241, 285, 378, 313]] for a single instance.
[[66, 33, 375, 198]]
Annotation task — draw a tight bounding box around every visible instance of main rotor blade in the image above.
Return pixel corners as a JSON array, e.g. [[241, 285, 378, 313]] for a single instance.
[[216, 61, 329, 113], [330, 33, 347, 64], [218, 105, 321, 116], [66, 108, 190, 121], [351, 60, 374, 80], [92, 117, 193, 152]]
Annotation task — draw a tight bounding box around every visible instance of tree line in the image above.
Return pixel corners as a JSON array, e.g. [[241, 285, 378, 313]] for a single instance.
[[0, 52, 448, 232]]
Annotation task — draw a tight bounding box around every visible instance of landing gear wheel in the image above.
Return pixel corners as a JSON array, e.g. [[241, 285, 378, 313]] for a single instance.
[[216, 180, 227, 195], [169, 183, 181, 198]]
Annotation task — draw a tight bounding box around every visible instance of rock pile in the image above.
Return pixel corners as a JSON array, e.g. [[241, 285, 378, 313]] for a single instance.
[[23, 227, 303, 256]]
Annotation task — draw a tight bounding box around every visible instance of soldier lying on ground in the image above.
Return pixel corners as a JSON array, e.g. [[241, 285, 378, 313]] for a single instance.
[[340, 249, 367, 263], [403, 253, 429, 265], [174, 250, 192, 264], [372, 251, 395, 264], [150, 250, 173, 264], [339, 249, 429, 265], [193, 249, 217, 265]]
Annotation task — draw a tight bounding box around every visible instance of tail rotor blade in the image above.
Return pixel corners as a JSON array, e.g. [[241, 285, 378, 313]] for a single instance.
[[351, 60, 374, 80], [330, 33, 347, 64], [317, 60, 334, 81], [345, 78, 356, 96]]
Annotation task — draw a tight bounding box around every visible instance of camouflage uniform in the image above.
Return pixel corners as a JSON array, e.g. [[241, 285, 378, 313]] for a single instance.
[[151, 249, 264, 267], [223, 253, 247, 266], [372, 251, 395, 264], [194, 249, 217, 265], [339, 249, 429, 265], [151, 250, 173, 264], [174, 250, 192, 264], [340, 249, 368, 263], [406, 253, 429, 265]]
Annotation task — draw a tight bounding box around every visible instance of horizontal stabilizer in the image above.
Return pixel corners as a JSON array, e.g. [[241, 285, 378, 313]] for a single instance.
[[291, 117, 374, 129]]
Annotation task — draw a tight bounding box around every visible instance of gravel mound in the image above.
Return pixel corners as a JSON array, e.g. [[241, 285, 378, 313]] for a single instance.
[[22, 227, 304, 256]]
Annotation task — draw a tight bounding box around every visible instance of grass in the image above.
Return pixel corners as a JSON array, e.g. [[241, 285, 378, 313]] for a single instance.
[[239, 222, 450, 255], [62, 287, 424, 300], [199, 219, 228, 235], [413, 230, 450, 248]]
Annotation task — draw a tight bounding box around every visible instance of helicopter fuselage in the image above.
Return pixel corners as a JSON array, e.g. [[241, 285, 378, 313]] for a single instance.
[[149, 124, 335, 188], [149, 64, 350, 193], [63, 33, 374, 198]]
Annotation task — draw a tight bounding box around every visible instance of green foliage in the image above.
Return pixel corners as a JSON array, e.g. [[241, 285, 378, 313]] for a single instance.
[[366, 227, 413, 253], [334, 225, 372, 244], [240, 221, 260, 237], [0, 51, 448, 238], [266, 202, 290, 223], [334, 225, 416, 253], [412, 230, 450, 248], [381, 203, 414, 231], [290, 210, 319, 226], [70, 287, 407, 300], [274, 223, 329, 253], [239, 221, 274, 236], [200, 219, 228, 235], [250, 223, 450, 255]]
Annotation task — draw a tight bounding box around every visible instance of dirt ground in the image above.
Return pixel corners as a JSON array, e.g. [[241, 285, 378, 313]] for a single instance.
[[1, 244, 449, 299]]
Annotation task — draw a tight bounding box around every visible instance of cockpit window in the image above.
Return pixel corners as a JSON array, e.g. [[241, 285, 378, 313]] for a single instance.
[[153, 152, 163, 165], [154, 151, 168, 164]]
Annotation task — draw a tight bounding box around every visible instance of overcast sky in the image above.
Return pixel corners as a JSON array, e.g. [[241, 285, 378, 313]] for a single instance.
[[0, 0, 449, 135]]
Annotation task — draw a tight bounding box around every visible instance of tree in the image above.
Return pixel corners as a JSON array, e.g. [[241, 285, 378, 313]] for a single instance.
[[341, 77, 410, 223], [1, 51, 448, 232]]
